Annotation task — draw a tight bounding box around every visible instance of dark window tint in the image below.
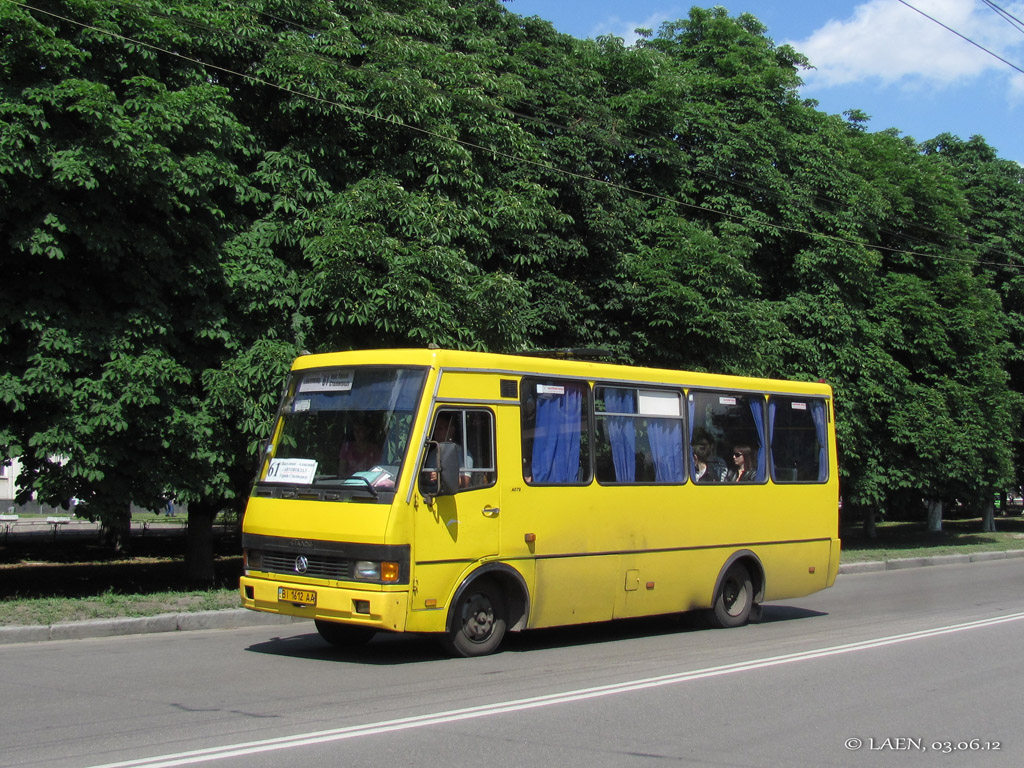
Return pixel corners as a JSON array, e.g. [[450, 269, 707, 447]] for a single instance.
[[689, 391, 766, 484], [769, 397, 828, 483]]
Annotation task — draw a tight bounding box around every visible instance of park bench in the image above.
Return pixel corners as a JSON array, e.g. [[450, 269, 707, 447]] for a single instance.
[[45, 516, 71, 540], [137, 517, 187, 535], [0, 513, 17, 541]]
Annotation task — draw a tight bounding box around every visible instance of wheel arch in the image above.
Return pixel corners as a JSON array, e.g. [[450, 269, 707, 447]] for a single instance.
[[446, 562, 530, 633], [712, 549, 766, 606]]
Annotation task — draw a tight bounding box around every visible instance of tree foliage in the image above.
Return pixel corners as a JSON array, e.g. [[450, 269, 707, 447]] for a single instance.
[[2, 0, 1023, 567]]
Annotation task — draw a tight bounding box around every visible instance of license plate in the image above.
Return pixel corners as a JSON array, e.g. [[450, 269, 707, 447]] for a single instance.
[[278, 587, 316, 606]]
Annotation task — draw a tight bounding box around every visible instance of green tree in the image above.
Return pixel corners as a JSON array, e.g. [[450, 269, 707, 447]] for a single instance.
[[4, 0, 1022, 571], [0, 0, 254, 558]]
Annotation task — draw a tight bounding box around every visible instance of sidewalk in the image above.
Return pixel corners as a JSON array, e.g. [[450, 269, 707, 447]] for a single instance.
[[3, 550, 1023, 645], [1, 515, 192, 542]]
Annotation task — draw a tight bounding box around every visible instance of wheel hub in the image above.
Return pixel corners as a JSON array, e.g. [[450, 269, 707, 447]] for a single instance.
[[464, 595, 494, 640]]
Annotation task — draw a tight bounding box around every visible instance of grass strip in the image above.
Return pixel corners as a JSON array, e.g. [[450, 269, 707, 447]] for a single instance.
[[0, 588, 241, 626], [840, 517, 1024, 562]]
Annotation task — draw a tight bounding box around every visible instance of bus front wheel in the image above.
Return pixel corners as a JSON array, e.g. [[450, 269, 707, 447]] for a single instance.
[[442, 579, 507, 657], [315, 619, 376, 648], [711, 562, 753, 628]]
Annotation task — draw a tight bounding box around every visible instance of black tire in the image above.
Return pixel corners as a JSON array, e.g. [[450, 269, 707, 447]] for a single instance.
[[710, 562, 754, 629], [314, 619, 376, 648], [441, 579, 507, 657]]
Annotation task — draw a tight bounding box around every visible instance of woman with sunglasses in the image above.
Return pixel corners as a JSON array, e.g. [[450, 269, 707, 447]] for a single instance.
[[726, 444, 756, 482]]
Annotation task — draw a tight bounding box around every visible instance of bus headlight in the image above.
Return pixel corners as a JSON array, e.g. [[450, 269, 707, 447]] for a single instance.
[[354, 560, 380, 580], [354, 560, 400, 583]]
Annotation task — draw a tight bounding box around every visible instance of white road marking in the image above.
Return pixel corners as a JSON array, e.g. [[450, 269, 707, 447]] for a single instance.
[[88, 611, 1024, 768]]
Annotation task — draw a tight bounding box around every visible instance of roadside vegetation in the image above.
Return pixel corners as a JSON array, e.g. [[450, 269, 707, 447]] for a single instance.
[[840, 516, 1024, 563], [4, 516, 1024, 627], [0, 589, 241, 627], [0, 528, 242, 626], [3, 1, 1024, 583]]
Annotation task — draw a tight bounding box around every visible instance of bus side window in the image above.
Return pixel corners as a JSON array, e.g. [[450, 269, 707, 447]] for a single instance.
[[521, 378, 592, 485], [688, 391, 766, 483], [768, 397, 828, 483], [595, 386, 685, 484], [421, 408, 496, 493], [463, 410, 495, 489]]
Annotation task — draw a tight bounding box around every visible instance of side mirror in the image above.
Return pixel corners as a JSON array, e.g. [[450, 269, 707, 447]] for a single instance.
[[420, 441, 460, 499]]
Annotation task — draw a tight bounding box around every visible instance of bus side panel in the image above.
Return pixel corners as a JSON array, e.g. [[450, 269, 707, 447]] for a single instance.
[[404, 561, 467, 633], [503, 481, 839, 628], [756, 540, 833, 600], [531, 556, 618, 628], [615, 549, 716, 619]]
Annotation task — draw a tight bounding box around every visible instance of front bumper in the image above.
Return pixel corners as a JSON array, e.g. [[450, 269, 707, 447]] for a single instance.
[[240, 574, 410, 633]]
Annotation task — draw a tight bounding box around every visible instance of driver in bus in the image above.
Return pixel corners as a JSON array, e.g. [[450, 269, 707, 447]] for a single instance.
[[338, 416, 381, 477], [426, 411, 473, 489]]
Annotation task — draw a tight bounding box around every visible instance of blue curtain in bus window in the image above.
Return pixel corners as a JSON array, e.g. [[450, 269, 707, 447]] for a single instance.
[[811, 399, 828, 481], [767, 399, 778, 478], [605, 388, 636, 483], [532, 384, 583, 483], [686, 397, 697, 479], [748, 398, 766, 481], [648, 419, 684, 483]]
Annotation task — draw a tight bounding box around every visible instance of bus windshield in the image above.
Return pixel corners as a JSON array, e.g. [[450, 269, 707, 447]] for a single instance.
[[259, 367, 427, 498]]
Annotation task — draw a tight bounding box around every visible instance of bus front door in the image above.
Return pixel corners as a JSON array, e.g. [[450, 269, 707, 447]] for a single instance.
[[412, 408, 500, 613]]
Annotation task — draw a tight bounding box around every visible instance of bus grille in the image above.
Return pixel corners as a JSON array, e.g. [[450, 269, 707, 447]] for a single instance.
[[260, 550, 352, 580]]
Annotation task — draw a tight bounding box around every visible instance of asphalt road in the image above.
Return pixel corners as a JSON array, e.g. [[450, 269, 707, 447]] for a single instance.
[[4, 558, 1024, 768]]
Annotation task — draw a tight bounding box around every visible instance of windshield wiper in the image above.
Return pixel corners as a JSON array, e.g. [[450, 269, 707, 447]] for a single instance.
[[341, 475, 378, 498]]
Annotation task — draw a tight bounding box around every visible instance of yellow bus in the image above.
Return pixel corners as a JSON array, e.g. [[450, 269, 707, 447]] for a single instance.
[[240, 348, 839, 656]]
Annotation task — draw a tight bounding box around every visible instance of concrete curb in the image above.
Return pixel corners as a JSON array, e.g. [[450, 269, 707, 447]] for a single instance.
[[0, 608, 307, 645], [3, 551, 1024, 645], [837, 548, 1024, 574]]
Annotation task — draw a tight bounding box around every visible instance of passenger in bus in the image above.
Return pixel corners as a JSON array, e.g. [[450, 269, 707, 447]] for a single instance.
[[338, 416, 381, 476], [726, 445, 757, 482], [692, 428, 727, 482]]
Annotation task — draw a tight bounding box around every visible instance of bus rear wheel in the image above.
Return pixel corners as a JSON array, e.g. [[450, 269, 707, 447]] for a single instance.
[[442, 579, 507, 657], [315, 619, 376, 648], [711, 562, 753, 628]]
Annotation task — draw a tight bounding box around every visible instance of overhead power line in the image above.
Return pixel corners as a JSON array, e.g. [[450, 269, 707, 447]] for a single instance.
[[982, 0, 1024, 36], [897, 0, 1024, 75]]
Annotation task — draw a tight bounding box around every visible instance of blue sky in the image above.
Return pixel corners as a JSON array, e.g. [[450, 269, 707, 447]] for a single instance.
[[505, 0, 1024, 165]]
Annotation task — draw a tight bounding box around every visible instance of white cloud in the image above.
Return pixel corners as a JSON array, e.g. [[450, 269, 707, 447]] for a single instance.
[[790, 0, 1024, 90], [1011, 73, 1024, 105]]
